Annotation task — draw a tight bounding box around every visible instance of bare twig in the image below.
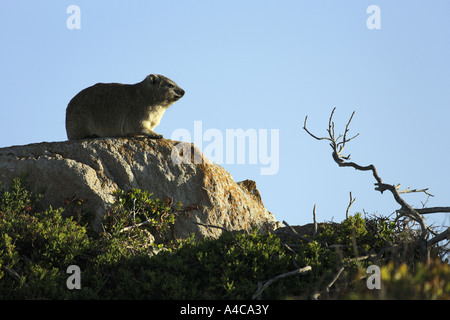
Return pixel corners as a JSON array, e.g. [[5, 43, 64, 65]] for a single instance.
[[345, 192, 356, 219], [421, 195, 431, 209], [282, 220, 298, 235], [252, 266, 312, 300], [320, 266, 345, 297], [281, 220, 314, 243], [337, 111, 359, 154], [396, 185, 434, 197], [119, 220, 152, 233], [2, 266, 22, 283], [303, 115, 332, 142], [311, 254, 378, 300], [313, 204, 318, 236], [427, 227, 450, 247]]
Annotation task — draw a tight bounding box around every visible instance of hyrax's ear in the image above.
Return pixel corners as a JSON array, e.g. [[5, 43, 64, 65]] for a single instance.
[[147, 74, 159, 85]]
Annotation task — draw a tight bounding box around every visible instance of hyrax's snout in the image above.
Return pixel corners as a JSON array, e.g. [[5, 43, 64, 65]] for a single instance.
[[173, 88, 185, 100], [175, 88, 185, 97]]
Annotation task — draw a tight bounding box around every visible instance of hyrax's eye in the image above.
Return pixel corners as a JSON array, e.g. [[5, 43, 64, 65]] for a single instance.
[[167, 83, 175, 88]]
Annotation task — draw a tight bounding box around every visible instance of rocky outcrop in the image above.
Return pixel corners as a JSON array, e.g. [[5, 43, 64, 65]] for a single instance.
[[0, 138, 280, 239]]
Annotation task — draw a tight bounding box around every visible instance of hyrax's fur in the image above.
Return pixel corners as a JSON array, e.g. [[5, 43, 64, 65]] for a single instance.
[[65, 74, 184, 140]]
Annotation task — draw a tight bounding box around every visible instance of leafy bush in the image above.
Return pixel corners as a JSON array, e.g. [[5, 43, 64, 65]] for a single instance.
[[0, 177, 448, 299], [346, 258, 450, 299], [104, 189, 180, 236], [0, 178, 90, 298]]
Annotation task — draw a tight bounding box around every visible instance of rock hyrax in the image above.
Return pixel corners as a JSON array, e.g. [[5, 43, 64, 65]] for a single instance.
[[65, 74, 185, 140]]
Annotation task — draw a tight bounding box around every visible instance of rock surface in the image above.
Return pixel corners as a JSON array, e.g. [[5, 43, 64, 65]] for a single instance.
[[0, 138, 280, 239]]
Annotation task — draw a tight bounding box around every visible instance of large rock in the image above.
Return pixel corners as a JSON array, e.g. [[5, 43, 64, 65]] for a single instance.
[[0, 138, 280, 239]]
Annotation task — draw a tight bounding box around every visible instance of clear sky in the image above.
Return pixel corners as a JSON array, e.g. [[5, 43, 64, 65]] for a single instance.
[[0, 1, 449, 231]]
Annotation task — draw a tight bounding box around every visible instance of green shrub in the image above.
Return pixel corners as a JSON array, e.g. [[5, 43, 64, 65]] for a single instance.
[[0, 178, 90, 298], [0, 177, 448, 299], [104, 189, 180, 236], [346, 258, 450, 299]]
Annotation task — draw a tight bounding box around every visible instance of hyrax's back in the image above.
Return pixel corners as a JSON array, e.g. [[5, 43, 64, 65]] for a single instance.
[[65, 74, 184, 140]]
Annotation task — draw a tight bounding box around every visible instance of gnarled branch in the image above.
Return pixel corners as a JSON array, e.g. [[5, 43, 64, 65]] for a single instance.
[[303, 108, 450, 260]]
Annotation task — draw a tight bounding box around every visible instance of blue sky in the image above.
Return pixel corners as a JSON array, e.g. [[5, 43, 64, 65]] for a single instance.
[[0, 1, 449, 231]]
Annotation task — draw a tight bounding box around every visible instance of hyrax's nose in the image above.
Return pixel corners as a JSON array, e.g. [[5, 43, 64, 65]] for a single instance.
[[176, 88, 185, 97]]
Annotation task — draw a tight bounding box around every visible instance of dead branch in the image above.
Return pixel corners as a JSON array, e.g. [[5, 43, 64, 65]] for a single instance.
[[311, 253, 378, 300], [427, 227, 450, 247], [282, 220, 298, 235], [252, 266, 312, 300], [2, 266, 22, 283], [282, 220, 313, 243], [396, 185, 434, 197], [313, 204, 318, 236], [303, 108, 450, 261], [345, 192, 356, 219], [398, 207, 450, 215], [119, 220, 152, 233], [313, 265, 344, 300]]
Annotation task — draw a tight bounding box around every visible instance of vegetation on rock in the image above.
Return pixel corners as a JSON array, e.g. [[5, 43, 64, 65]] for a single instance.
[[0, 177, 448, 299]]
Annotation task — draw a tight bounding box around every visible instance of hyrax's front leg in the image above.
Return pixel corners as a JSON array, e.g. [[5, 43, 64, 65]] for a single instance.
[[144, 130, 163, 139], [135, 121, 163, 139]]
